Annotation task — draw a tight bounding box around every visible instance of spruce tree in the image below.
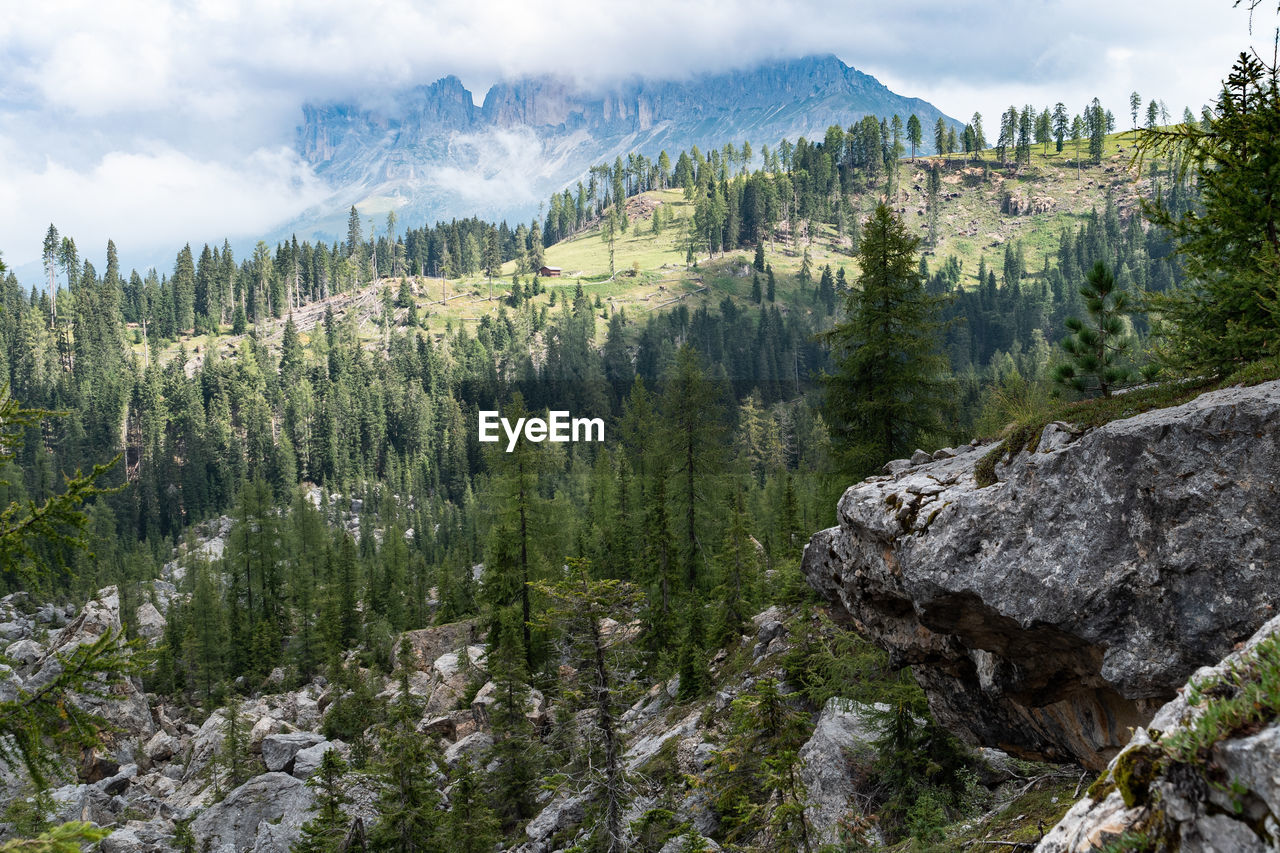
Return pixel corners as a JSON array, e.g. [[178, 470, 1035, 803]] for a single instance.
[[821, 205, 949, 475], [532, 559, 641, 853], [369, 640, 444, 853], [216, 695, 250, 792], [444, 759, 500, 853], [676, 599, 710, 701], [480, 393, 551, 667], [485, 605, 540, 829], [710, 490, 760, 648], [1140, 51, 1280, 374], [660, 345, 724, 591], [709, 678, 814, 851], [294, 750, 352, 853]]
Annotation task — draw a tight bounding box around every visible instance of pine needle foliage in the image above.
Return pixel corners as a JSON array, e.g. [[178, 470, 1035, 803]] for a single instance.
[[1137, 51, 1280, 376], [1053, 261, 1136, 398], [821, 204, 950, 475]]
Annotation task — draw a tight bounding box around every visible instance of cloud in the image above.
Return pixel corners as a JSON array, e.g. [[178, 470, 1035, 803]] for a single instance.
[[0, 139, 326, 269], [0, 0, 1273, 272], [428, 128, 547, 211]]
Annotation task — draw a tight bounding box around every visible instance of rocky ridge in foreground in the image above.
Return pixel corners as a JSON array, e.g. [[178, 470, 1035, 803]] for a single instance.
[[803, 379, 1280, 771], [7, 584, 999, 853], [1036, 613, 1280, 852]]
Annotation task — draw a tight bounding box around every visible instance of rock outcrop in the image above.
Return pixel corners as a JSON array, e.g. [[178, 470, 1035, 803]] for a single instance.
[[0, 587, 157, 770], [803, 380, 1280, 769], [189, 773, 313, 853], [1037, 615, 1280, 852], [798, 699, 884, 846]]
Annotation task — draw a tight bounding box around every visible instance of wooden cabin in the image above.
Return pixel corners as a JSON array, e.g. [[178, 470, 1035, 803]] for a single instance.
[[538, 265, 562, 277]]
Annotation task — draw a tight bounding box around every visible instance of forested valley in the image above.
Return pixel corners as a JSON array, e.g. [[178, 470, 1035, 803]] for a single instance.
[[5, 64, 1273, 850]]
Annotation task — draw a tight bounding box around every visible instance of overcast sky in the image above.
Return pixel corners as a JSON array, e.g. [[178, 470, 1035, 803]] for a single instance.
[[1, 0, 1272, 274]]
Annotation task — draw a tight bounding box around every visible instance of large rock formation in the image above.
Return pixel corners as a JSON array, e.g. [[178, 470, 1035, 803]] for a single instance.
[[803, 380, 1280, 769], [189, 773, 313, 853], [1037, 614, 1280, 852]]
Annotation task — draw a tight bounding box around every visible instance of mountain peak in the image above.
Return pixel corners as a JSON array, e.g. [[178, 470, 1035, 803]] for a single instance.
[[289, 55, 959, 240]]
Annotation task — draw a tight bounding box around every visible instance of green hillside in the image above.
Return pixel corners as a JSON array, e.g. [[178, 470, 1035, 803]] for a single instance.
[[152, 130, 1159, 376]]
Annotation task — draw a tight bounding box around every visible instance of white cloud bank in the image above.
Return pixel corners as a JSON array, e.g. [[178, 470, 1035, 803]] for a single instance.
[[0, 140, 326, 270], [0, 0, 1274, 271]]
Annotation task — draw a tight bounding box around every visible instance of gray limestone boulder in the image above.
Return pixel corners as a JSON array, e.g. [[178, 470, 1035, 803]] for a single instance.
[[48, 783, 117, 825], [262, 732, 326, 773], [804, 380, 1280, 769], [190, 772, 314, 853], [4, 638, 44, 666], [798, 698, 885, 847], [525, 794, 585, 846], [291, 740, 346, 779], [98, 818, 176, 853], [1038, 614, 1280, 852], [144, 730, 179, 763], [443, 731, 493, 767], [183, 710, 227, 781], [134, 602, 166, 643]]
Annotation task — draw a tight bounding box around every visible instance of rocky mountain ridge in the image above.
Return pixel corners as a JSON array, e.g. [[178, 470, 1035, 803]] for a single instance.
[[288, 54, 958, 241]]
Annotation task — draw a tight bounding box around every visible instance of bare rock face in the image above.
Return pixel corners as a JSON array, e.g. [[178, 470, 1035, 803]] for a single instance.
[[190, 773, 313, 853], [1037, 615, 1280, 852], [395, 620, 478, 671], [261, 732, 326, 774], [803, 381, 1280, 769], [798, 699, 885, 847], [15, 587, 157, 764]]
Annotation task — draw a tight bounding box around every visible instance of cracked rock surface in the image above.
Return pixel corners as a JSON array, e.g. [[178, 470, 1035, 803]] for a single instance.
[[803, 380, 1280, 769]]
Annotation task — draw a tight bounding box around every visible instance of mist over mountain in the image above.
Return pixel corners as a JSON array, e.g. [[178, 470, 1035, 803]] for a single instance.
[[286, 54, 959, 240]]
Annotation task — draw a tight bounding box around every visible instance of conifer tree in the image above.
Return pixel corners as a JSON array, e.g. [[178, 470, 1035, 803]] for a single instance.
[[369, 639, 444, 853], [660, 345, 724, 591], [710, 677, 814, 851], [1139, 51, 1280, 374], [1053, 103, 1069, 152], [821, 205, 948, 475], [1053, 261, 1135, 398], [294, 750, 353, 853], [676, 599, 709, 701], [326, 534, 362, 657], [444, 759, 500, 853], [485, 605, 540, 829], [346, 207, 363, 258], [481, 393, 550, 667], [533, 559, 641, 853], [710, 490, 760, 648], [216, 695, 251, 792], [638, 470, 678, 653]]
